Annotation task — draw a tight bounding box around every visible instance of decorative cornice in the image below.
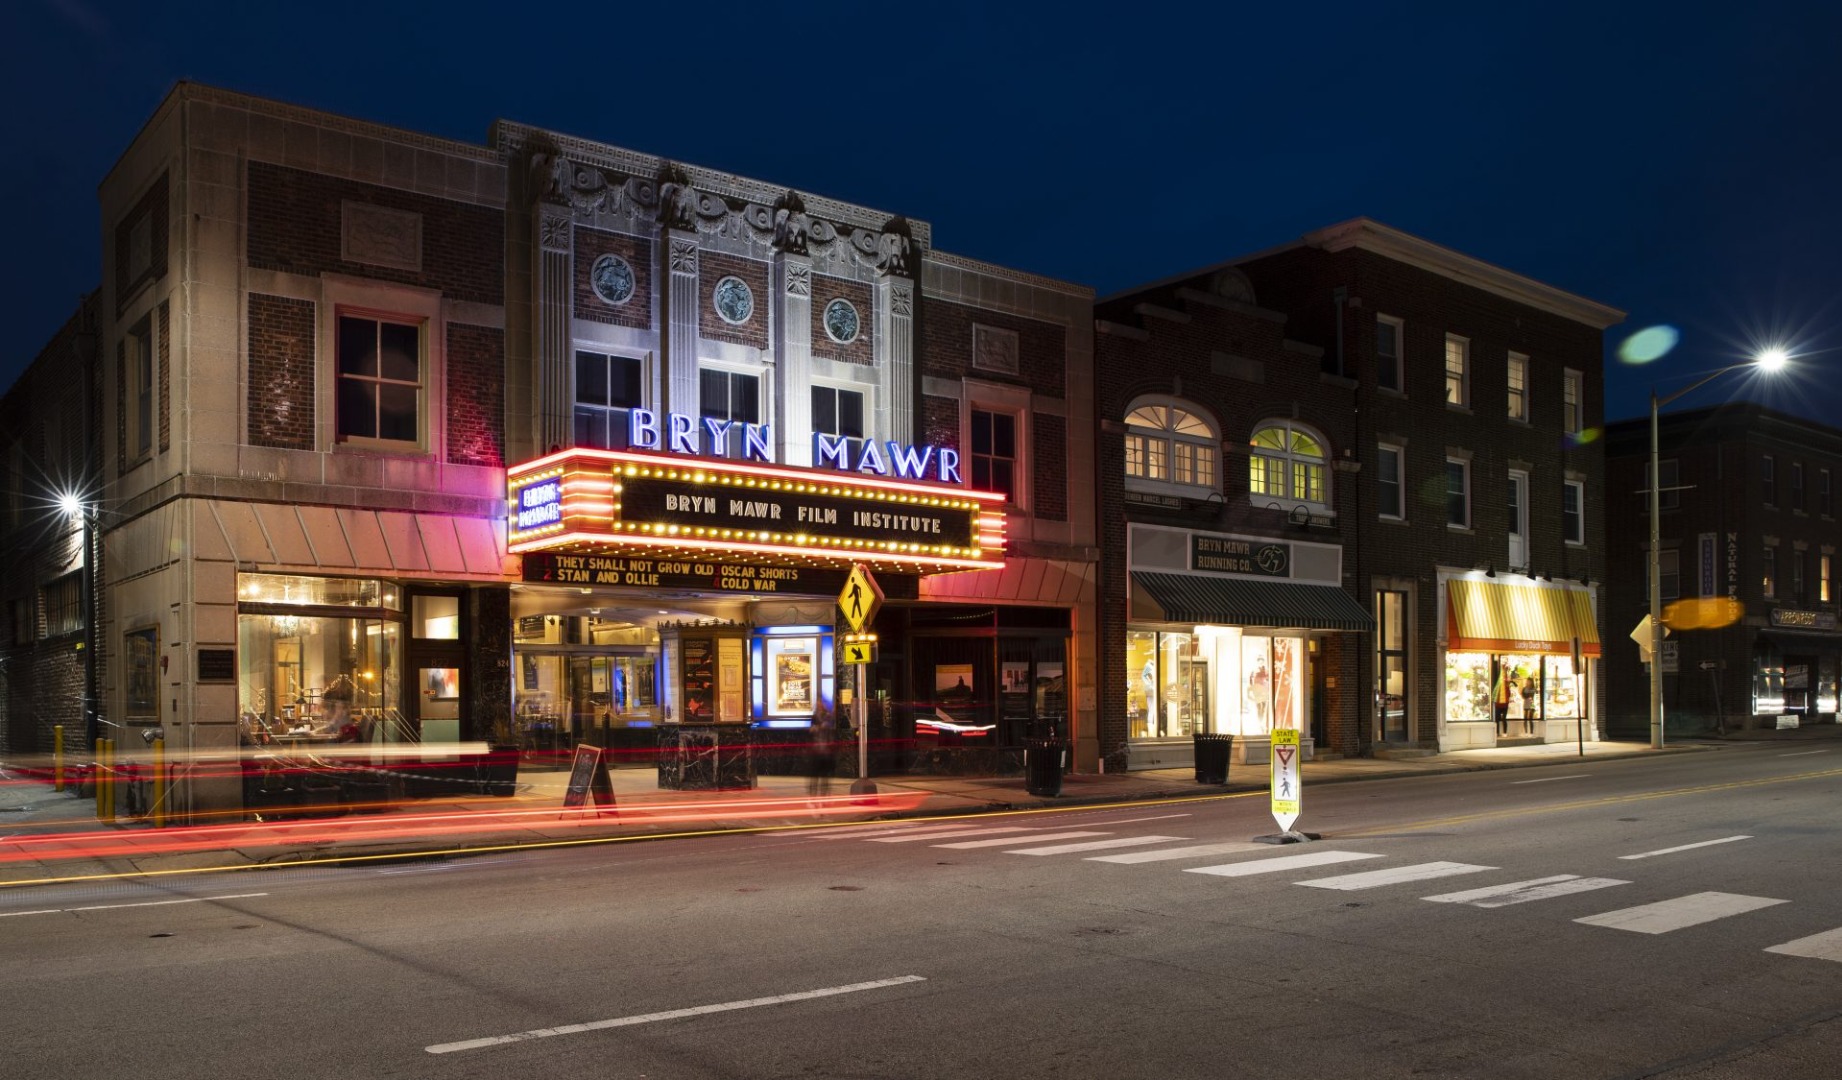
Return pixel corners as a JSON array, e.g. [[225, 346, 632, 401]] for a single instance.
[[1302, 218, 1626, 330]]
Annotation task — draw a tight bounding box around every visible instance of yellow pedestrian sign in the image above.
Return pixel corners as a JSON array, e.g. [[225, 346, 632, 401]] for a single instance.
[[838, 564, 883, 634], [841, 633, 877, 666], [1270, 727, 1301, 833]]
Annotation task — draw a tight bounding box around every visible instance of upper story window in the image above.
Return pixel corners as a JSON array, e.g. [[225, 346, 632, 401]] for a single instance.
[[1124, 399, 1219, 493], [1249, 421, 1329, 511], [1563, 369, 1582, 434], [336, 313, 423, 446], [1376, 316, 1403, 392], [574, 351, 644, 450], [1444, 335, 1469, 408], [1791, 462, 1806, 511], [1645, 458, 1681, 512], [1763, 545, 1777, 598], [700, 367, 762, 458], [41, 572, 81, 639], [1445, 457, 1471, 528], [970, 408, 1018, 502], [1377, 443, 1404, 520], [128, 318, 154, 461], [1763, 454, 1776, 506], [812, 384, 866, 452], [1563, 479, 1585, 545], [1507, 352, 1528, 421], [1822, 469, 1833, 516]]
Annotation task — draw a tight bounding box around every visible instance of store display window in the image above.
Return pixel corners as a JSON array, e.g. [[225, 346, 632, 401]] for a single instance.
[[1445, 652, 1493, 724], [1543, 656, 1580, 719], [235, 573, 404, 747]]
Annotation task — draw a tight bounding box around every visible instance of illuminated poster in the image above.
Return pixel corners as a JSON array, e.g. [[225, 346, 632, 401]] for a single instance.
[[766, 636, 817, 717], [682, 638, 714, 721]]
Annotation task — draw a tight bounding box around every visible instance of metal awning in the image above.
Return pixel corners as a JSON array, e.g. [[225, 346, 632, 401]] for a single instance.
[[1447, 579, 1601, 656], [1131, 572, 1374, 631]]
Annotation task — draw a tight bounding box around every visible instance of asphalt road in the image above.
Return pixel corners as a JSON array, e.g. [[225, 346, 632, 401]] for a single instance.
[[5, 743, 1841, 1080]]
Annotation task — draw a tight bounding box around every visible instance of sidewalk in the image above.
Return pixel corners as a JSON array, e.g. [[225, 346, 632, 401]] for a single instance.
[[0, 728, 1823, 886]]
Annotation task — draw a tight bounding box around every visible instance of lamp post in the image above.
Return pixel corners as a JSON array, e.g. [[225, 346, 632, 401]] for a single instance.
[[1648, 349, 1787, 749], [58, 493, 99, 748]]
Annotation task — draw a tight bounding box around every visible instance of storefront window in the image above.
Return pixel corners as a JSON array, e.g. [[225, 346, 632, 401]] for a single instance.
[[412, 595, 460, 639], [1158, 632, 1206, 738], [1375, 589, 1408, 741], [1543, 656, 1580, 718], [237, 602, 403, 745], [1127, 631, 1158, 739], [1446, 652, 1493, 723], [1497, 653, 1542, 735], [1753, 650, 1785, 715], [1819, 657, 1839, 715], [1271, 637, 1302, 730]]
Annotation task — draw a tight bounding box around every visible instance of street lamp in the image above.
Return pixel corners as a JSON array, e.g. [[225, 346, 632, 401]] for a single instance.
[[1648, 348, 1788, 748]]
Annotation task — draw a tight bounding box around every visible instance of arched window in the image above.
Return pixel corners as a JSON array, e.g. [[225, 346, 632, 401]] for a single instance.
[[1124, 398, 1218, 492], [1249, 421, 1330, 510]]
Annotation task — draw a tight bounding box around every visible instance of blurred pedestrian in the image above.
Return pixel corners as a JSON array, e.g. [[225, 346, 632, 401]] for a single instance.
[[807, 707, 837, 801]]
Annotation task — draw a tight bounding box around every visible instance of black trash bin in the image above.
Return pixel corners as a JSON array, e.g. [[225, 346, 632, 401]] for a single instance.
[[1193, 732, 1233, 785], [1025, 738, 1065, 797]]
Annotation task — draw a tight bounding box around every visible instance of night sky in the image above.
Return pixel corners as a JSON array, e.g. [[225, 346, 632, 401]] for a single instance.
[[3, 1, 1837, 426]]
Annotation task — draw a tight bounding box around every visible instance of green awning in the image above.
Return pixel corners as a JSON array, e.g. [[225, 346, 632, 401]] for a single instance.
[[1131, 571, 1375, 631]]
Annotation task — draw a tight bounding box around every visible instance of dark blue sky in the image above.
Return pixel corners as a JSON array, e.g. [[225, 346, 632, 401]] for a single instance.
[[3, 0, 1836, 425]]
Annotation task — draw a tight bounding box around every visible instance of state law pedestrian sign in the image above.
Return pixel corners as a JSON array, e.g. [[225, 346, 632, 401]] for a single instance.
[[1270, 727, 1301, 833]]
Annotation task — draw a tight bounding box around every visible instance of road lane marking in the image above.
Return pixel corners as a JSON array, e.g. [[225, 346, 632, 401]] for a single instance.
[[1618, 835, 1753, 860], [1765, 927, 1842, 962], [1424, 875, 1630, 908], [935, 831, 1110, 849], [870, 826, 1039, 844], [1297, 861, 1496, 890], [1340, 765, 1842, 838], [1778, 749, 1830, 757], [1088, 841, 1272, 864], [1511, 774, 1590, 784], [0, 892, 268, 918], [424, 975, 928, 1054], [1575, 891, 1787, 934], [765, 822, 972, 840], [1072, 813, 1193, 826], [1185, 851, 1383, 878], [1006, 835, 1188, 856]]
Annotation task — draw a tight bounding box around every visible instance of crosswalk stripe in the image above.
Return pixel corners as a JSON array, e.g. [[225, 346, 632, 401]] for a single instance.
[[1006, 835, 1188, 856], [867, 826, 1038, 844], [1185, 851, 1383, 878], [1088, 841, 1271, 865], [1618, 835, 1752, 860], [1765, 927, 1842, 962], [1424, 875, 1630, 908], [1574, 891, 1787, 934], [935, 831, 1111, 850], [1297, 861, 1496, 891]]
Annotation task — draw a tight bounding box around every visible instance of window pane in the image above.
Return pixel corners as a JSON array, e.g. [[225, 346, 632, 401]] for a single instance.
[[1171, 409, 1211, 436], [576, 353, 608, 406], [379, 322, 419, 382], [339, 317, 376, 377], [972, 456, 991, 490], [839, 390, 864, 438], [1126, 406, 1164, 429], [1174, 442, 1194, 484], [811, 386, 836, 435], [378, 384, 418, 441], [574, 406, 606, 450], [700, 369, 727, 419], [993, 460, 1014, 498], [734, 373, 759, 423], [1124, 434, 1145, 476], [1251, 427, 1285, 452], [610, 356, 643, 409], [338, 380, 376, 439], [1290, 431, 1322, 458], [1145, 438, 1167, 478], [1194, 445, 1215, 486], [1250, 454, 1281, 495], [993, 413, 1016, 458], [1446, 462, 1467, 525], [971, 410, 993, 455]]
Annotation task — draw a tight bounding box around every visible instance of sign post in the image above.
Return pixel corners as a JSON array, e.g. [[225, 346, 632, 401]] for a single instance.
[[1270, 727, 1301, 835], [838, 565, 884, 796]]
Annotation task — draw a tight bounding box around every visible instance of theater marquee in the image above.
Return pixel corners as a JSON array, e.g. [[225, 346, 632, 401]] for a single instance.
[[506, 447, 1006, 575]]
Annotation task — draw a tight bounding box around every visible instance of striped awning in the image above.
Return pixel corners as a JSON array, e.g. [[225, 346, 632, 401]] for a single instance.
[[1447, 579, 1601, 656], [1131, 572, 1374, 631]]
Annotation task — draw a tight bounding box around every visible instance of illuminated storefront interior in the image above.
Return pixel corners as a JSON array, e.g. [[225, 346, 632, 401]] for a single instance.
[[1442, 576, 1599, 743]]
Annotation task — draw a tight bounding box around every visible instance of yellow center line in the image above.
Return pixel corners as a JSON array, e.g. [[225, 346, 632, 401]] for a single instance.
[[1341, 766, 1842, 837]]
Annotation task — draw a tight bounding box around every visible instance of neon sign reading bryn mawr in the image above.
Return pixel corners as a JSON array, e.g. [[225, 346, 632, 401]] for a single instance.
[[626, 409, 962, 484]]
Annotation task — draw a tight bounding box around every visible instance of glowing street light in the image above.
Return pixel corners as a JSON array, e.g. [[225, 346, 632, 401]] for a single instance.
[[1648, 347, 1790, 748]]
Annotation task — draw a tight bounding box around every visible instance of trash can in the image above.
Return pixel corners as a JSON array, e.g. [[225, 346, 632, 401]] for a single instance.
[[1193, 732, 1233, 785], [1025, 738, 1065, 797]]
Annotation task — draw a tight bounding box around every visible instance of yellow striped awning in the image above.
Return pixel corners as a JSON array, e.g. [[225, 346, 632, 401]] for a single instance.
[[1446, 580, 1601, 656]]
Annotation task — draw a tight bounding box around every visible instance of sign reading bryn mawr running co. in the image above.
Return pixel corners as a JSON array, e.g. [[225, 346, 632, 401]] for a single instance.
[[621, 473, 975, 548]]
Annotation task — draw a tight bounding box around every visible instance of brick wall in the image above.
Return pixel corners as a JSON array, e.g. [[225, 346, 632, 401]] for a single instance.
[[446, 323, 505, 468], [1033, 412, 1067, 521], [922, 394, 959, 451], [246, 161, 502, 305], [247, 294, 317, 451], [810, 275, 873, 366], [573, 227, 652, 329], [698, 251, 770, 350], [919, 297, 1066, 398], [113, 171, 168, 313]]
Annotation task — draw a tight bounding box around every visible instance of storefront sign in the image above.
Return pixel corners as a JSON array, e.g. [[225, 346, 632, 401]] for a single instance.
[[1699, 533, 1717, 597], [514, 478, 562, 530], [1191, 535, 1290, 577], [523, 552, 849, 596], [1727, 531, 1740, 599], [624, 408, 961, 483], [1771, 608, 1838, 630], [622, 473, 976, 548]]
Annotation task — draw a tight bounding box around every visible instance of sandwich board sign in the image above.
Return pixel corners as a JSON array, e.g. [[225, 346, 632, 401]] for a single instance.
[[1270, 727, 1301, 833]]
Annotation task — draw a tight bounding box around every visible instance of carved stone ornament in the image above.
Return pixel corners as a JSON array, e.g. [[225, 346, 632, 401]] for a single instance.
[[891, 281, 914, 318], [852, 216, 913, 277], [539, 212, 571, 252], [669, 237, 698, 274], [973, 323, 1019, 374], [342, 201, 422, 272], [531, 151, 659, 220], [771, 190, 811, 255], [785, 262, 811, 297]]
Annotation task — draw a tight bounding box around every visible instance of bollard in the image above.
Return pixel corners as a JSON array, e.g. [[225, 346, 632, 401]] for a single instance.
[[53, 725, 64, 792], [95, 738, 106, 818], [104, 738, 117, 823], [152, 735, 166, 829]]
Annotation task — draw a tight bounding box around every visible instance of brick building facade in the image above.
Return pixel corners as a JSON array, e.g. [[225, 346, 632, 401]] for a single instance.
[[1604, 404, 1842, 735]]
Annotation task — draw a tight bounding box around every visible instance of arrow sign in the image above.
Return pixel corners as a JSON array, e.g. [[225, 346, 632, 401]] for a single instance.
[[1270, 728, 1301, 833]]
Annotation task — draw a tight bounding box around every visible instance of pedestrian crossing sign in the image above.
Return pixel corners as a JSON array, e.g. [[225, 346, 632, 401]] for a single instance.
[[1271, 727, 1301, 833], [841, 634, 877, 666], [838, 564, 883, 634]]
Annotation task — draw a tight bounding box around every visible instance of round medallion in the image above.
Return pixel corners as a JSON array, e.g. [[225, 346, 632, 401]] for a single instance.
[[590, 254, 635, 306], [823, 298, 861, 344], [713, 276, 754, 325]]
